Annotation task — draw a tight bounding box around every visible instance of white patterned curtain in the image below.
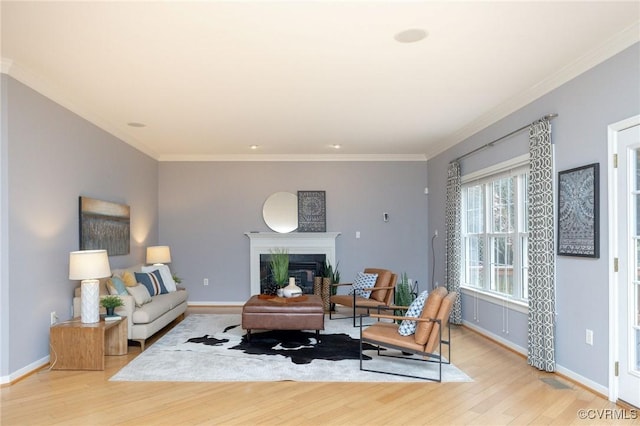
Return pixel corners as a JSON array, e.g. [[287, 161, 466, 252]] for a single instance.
[[445, 161, 462, 324], [527, 119, 556, 372]]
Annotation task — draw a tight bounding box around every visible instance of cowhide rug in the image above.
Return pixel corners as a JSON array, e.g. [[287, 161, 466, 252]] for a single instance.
[[110, 314, 472, 383]]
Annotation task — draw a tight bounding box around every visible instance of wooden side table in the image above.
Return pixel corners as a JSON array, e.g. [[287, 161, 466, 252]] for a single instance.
[[49, 317, 128, 370]]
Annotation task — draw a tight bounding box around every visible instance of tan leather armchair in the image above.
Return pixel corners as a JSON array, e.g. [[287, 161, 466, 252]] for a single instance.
[[359, 287, 458, 382], [329, 268, 397, 326]]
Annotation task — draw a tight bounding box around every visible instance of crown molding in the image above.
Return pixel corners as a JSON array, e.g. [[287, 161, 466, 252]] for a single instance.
[[157, 153, 428, 162], [1, 58, 13, 74], [1, 57, 159, 160], [3, 19, 637, 163], [1, 60, 427, 163], [425, 22, 640, 160]]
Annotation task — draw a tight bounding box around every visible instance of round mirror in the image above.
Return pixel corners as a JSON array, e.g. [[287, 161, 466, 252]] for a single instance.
[[262, 192, 298, 233]]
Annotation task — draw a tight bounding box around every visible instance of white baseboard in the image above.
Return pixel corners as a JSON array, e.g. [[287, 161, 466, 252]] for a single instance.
[[462, 320, 608, 397], [187, 301, 244, 307], [462, 320, 527, 355], [555, 364, 608, 397], [1, 355, 49, 385]]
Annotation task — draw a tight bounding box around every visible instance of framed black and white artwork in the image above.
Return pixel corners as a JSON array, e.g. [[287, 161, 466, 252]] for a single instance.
[[297, 190, 326, 232], [557, 163, 599, 258]]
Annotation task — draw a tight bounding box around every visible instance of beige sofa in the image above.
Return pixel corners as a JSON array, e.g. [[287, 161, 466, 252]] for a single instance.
[[73, 264, 188, 351]]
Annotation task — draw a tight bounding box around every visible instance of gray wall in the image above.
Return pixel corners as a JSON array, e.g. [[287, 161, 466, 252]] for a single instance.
[[1, 73, 9, 378], [2, 42, 637, 390], [427, 43, 640, 388], [158, 161, 429, 302], [0, 75, 159, 379]]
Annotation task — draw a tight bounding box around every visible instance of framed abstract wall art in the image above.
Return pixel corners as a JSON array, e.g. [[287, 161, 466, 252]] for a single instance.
[[79, 196, 130, 256], [557, 163, 599, 258]]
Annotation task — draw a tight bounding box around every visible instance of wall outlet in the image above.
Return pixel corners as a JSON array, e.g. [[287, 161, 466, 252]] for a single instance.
[[203, 278, 209, 286], [585, 329, 593, 345], [50, 311, 58, 325]]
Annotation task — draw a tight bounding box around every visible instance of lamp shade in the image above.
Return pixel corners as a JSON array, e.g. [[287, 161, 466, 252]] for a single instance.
[[146, 245, 171, 264], [69, 250, 111, 280]]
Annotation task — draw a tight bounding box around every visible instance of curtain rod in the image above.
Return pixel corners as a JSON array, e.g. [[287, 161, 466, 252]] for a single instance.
[[453, 113, 558, 163]]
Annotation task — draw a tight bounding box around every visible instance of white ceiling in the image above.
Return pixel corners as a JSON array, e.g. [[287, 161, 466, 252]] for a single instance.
[[2, 1, 639, 161]]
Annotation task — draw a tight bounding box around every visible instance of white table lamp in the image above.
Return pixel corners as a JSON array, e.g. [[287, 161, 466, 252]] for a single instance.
[[146, 245, 171, 265], [69, 250, 111, 323]]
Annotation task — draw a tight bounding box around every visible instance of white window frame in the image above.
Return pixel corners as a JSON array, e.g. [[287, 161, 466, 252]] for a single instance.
[[460, 154, 530, 311]]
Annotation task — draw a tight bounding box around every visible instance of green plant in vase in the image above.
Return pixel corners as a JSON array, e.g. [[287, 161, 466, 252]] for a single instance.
[[100, 295, 124, 316], [394, 272, 415, 322], [269, 248, 289, 294], [331, 261, 340, 290], [323, 260, 340, 311]]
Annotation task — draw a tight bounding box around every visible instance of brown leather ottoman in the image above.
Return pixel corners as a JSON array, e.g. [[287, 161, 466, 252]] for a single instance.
[[242, 295, 325, 342]]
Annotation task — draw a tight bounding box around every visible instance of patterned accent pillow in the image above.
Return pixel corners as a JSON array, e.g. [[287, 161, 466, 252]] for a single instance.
[[351, 272, 378, 298], [142, 264, 177, 292], [134, 270, 168, 296], [398, 291, 429, 336]]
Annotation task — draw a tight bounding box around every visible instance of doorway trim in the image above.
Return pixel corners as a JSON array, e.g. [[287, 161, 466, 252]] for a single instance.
[[608, 114, 640, 402]]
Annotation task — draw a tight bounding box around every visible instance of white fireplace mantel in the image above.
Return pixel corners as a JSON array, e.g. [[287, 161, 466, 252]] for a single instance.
[[245, 232, 340, 295]]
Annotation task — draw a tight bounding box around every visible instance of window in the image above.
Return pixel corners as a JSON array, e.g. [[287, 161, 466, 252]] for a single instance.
[[461, 163, 529, 302]]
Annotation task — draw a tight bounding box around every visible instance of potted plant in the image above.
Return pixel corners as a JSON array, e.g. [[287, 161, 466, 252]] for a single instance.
[[394, 272, 415, 322], [331, 261, 340, 286], [330, 261, 340, 311], [100, 295, 124, 316], [321, 260, 340, 311], [269, 248, 289, 295], [172, 273, 182, 285]]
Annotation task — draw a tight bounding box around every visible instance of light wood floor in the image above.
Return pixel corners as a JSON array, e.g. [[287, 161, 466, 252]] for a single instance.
[[1, 306, 637, 425]]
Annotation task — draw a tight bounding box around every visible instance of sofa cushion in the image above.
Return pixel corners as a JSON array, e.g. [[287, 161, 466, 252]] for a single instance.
[[135, 270, 168, 296], [127, 284, 153, 307], [142, 264, 177, 292], [131, 291, 188, 324]]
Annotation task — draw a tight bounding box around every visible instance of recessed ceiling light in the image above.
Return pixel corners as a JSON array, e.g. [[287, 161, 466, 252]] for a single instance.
[[332, 144, 341, 149], [394, 28, 428, 43], [127, 122, 146, 128], [250, 145, 259, 150]]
